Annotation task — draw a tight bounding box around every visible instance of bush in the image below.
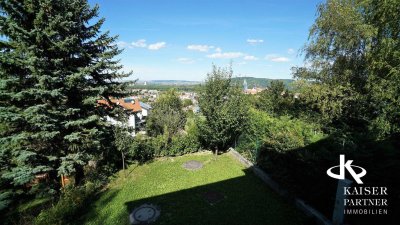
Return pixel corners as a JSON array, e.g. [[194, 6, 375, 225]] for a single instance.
[[128, 135, 155, 162], [127, 116, 201, 160], [237, 108, 325, 160], [34, 182, 99, 225], [264, 115, 325, 152], [169, 132, 201, 156]]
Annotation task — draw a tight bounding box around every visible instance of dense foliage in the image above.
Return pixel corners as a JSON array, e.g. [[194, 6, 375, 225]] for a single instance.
[[34, 182, 99, 225], [0, 0, 130, 213], [292, 0, 400, 138], [138, 117, 200, 158], [236, 1, 400, 224], [198, 66, 248, 153], [256, 80, 299, 116], [1, 0, 398, 224], [146, 89, 186, 138], [237, 109, 325, 161]]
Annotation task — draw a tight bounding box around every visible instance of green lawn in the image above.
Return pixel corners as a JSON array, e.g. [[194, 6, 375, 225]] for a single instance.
[[82, 152, 307, 225]]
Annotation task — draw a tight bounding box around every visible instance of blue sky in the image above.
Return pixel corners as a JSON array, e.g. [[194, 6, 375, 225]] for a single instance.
[[89, 0, 323, 81]]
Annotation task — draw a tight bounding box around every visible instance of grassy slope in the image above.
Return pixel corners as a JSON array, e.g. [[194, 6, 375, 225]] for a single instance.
[[82, 153, 306, 225]]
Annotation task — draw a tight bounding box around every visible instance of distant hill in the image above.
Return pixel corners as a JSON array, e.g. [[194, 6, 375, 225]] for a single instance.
[[231, 77, 294, 88], [131, 77, 294, 91], [136, 80, 201, 85]]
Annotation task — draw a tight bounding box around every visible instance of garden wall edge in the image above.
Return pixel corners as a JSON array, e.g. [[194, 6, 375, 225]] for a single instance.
[[228, 148, 332, 225]]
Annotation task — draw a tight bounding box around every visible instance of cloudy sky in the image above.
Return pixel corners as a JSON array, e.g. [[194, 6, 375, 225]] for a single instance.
[[89, 0, 323, 81]]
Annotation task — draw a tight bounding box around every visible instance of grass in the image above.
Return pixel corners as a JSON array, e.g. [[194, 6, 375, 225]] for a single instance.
[[82, 152, 307, 225]]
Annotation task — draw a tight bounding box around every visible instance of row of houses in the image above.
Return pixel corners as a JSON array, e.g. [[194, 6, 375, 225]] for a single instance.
[[134, 89, 159, 103], [97, 90, 200, 136]]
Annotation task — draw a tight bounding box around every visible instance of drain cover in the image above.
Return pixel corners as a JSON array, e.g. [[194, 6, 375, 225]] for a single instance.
[[129, 204, 160, 224], [182, 160, 203, 170]]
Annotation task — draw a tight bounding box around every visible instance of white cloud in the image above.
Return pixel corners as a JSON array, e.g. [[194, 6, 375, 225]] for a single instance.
[[207, 52, 244, 59], [117, 41, 129, 48], [148, 42, 166, 50], [187, 45, 214, 52], [177, 57, 195, 64], [243, 55, 258, 61], [131, 39, 147, 48], [247, 39, 264, 45], [287, 48, 295, 54], [215, 47, 222, 53], [266, 54, 290, 62]]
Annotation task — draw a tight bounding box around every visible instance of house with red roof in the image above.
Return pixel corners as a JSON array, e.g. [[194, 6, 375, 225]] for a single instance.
[[98, 97, 148, 136]]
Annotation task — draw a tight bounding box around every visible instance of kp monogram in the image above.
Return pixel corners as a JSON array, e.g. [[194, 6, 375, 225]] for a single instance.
[[327, 155, 367, 184]]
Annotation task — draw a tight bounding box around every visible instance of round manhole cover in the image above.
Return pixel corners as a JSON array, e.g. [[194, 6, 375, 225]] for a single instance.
[[129, 204, 160, 224], [183, 160, 203, 170]]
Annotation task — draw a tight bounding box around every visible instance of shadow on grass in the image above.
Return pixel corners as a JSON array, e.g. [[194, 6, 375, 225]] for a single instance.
[[77, 189, 120, 225], [124, 168, 312, 225]]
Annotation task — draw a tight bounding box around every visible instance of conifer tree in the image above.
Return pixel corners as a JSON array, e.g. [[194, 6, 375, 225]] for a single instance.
[[0, 0, 131, 208]]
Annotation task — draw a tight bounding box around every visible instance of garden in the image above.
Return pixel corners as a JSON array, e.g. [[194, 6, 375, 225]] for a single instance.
[[81, 153, 307, 225], [1, 1, 399, 225]]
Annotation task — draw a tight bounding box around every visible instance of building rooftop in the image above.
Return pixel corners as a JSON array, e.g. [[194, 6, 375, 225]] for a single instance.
[[98, 98, 142, 112]]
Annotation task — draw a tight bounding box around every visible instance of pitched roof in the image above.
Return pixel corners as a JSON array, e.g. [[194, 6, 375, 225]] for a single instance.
[[140, 102, 152, 110], [98, 98, 142, 112]]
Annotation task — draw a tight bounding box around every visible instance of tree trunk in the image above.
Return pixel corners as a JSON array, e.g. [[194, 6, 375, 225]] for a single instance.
[[121, 151, 127, 178], [121, 151, 125, 167], [74, 165, 84, 185]]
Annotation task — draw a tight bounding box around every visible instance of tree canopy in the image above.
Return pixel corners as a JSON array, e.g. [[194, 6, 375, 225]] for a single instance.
[[198, 65, 248, 152], [0, 0, 131, 208], [146, 89, 186, 138], [293, 0, 400, 137]]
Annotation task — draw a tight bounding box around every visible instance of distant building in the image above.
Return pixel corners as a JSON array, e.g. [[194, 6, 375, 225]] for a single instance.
[[140, 102, 152, 117], [243, 79, 248, 91], [244, 86, 263, 95], [98, 97, 145, 136]]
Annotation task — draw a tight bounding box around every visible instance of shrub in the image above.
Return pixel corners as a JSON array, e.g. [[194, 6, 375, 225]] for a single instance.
[[128, 135, 154, 162], [264, 115, 325, 152], [169, 132, 201, 156], [236, 109, 272, 161], [34, 182, 99, 225], [237, 108, 326, 160]]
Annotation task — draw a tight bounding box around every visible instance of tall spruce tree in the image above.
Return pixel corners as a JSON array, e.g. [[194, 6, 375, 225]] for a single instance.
[[0, 0, 131, 208]]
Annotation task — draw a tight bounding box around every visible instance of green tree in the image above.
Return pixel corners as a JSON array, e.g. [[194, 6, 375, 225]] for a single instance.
[[0, 0, 131, 208], [112, 108, 134, 176], [146, 89, 186, 138], [198, 65, 248, 154], [257, 80, 294, 116], [182, 98, 193, 108], [364, 0, 400, 137], [292, 0, 399, 137], [293, 0, 371, 124]]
